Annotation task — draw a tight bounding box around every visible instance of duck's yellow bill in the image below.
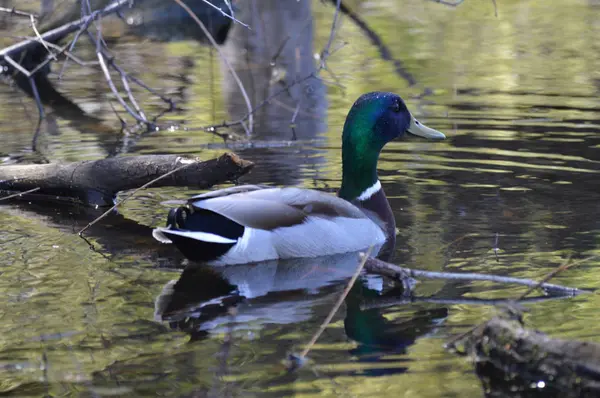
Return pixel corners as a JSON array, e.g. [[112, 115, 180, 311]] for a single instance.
[[407, 116, 446, 140]]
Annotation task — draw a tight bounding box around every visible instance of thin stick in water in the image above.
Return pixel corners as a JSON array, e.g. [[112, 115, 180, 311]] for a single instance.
[[298, 246, 373, 360], [517, 255, 597, 300], [0, 187, 40, 201]]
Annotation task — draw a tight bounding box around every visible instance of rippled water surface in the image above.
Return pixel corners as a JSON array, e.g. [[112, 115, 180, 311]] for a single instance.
[[1, 0, 600, 396]]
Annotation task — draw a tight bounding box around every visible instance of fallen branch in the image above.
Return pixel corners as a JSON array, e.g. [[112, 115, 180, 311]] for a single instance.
[[363, 256, 590, 297], [0, 153, 253, 207], [78, 158, 200, 235]]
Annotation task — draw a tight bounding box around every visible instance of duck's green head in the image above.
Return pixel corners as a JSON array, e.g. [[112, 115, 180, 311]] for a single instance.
[[339, 92, 446, 201]]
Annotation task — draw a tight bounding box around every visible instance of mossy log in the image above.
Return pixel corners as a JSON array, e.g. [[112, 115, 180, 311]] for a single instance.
[[465, 316, 600, 397], [0, 153, 253, 206]]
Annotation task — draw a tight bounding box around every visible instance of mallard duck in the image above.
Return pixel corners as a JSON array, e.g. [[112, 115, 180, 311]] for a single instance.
[[153, 92, 445, 265]]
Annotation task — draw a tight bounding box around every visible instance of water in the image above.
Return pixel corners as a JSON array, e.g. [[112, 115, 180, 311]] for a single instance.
[[1, 0, 600, 396]]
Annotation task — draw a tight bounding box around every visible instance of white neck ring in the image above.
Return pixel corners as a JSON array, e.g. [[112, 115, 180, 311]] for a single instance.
[[357, 180, 381, 201]]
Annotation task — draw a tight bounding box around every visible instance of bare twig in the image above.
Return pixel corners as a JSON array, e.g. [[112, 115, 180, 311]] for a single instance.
[[320, 0, 342, 70], [0, 0, 131, 60], [173, 0, 254, 136], [3, 54, 31, 77], [209, 306, 236, 397], [30, 14, 56, 61], [201, 72, 318, 132], [428, 0, 466, 6], [96, 46, 147, 124], [57, 5, 106, 79], [365, 257, 590, 297], [0, 187, 40, 201], [1, 0, 171, 127], [517, 255, 597, 300], [493, 232, 500, 262], [0, 7, 38, 19], [91, 25, 148, 124], [199, 0, 249, 28], [290, 100, 301, 127], [5, 33, 98, 71], [298, 246, 373, 361]]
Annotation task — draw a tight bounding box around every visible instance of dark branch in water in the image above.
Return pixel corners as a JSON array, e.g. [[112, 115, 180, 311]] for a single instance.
[[332, 0, 417, 86], [0, 153, 253, 208], [491, 0, 498, 17]]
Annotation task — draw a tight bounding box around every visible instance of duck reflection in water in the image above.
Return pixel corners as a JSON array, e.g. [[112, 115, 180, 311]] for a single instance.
[[154, 246, 449, 376]]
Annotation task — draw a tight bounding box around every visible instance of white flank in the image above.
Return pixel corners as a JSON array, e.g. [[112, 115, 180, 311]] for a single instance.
[[357, 180, 382, 201], [271, 216, 386, 259], [152, 227, 237, 244], [209, 228, 277, 266], [209, 216, 386, 266]]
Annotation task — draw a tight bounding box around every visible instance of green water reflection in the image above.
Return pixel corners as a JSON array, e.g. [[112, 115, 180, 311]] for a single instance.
[[1, 0, 600, 396]]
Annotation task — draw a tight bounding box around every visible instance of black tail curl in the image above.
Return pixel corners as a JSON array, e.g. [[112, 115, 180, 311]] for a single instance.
[[167, 207, 190, 229]]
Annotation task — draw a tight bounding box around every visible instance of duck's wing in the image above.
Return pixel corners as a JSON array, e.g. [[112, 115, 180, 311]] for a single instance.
[[157, 185, 268, 207], [188, 184, 269, 201], [190, 187, 368, 231]]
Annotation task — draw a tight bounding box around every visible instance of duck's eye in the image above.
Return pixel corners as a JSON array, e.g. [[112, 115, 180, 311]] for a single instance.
[[392, 100, 402, 113]]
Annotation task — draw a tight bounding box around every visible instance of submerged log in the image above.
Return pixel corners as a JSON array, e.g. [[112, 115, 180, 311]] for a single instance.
[[465, 316, 600, 397], [0, 153, 253, 206]]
